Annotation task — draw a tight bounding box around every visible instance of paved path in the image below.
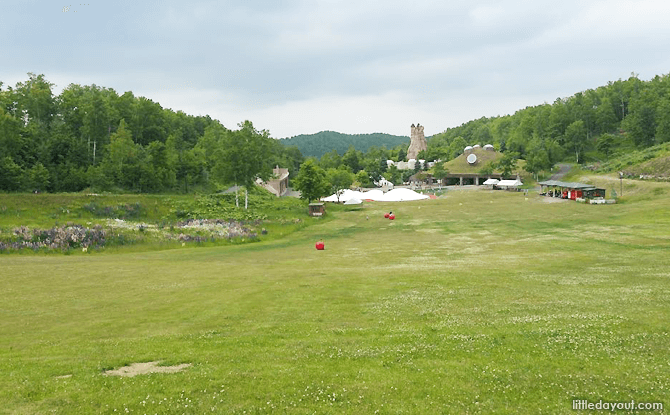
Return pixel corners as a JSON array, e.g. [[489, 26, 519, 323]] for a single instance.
[[531, 163, 572, 193], [549, 163, 572, 180]]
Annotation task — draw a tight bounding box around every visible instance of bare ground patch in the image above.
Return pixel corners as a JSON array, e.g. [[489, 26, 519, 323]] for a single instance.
[[103, 361, 192, 377], [541, 197, 570, 204]]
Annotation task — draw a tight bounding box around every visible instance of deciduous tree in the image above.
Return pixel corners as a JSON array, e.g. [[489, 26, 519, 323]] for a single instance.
[[215, 121, 273, 208], [25, 162, 50, 192], [326, 167, 354, 202], [496, 152, 519, 178], [294, 159, 329, 203], [564, 120, 587, 163], [0, 156, 24, 191]]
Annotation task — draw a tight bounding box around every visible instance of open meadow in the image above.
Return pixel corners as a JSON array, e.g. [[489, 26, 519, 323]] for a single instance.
[[1, 178, 670, 414]]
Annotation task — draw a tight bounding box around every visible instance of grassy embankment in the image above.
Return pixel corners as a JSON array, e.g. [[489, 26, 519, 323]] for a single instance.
[[0, 189, 320, 253], [595, 142, 670, 178], [1, 179, 669, 414]]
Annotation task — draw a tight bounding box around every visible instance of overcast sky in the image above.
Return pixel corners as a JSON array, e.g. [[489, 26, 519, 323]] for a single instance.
[[2, 0, 669, 138]]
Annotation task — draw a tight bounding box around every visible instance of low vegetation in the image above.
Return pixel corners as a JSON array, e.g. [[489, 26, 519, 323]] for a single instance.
[[590, 142, 670, 179], [0, 188, 319, 253]]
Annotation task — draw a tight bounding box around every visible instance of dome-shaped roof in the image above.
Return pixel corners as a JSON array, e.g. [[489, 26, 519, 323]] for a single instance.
[[464, 146, 474, 152]]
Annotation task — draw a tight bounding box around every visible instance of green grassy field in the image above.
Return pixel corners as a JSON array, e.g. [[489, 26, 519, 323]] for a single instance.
[[1, 178, 669, 414]]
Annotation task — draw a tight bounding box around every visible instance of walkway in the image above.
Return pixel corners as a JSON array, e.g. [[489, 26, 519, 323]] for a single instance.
[[550, 163, 572, 180]]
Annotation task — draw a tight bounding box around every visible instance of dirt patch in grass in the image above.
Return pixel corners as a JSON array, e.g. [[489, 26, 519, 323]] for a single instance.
[[103, 361, 192, 377], [541, 197, 569, 203]]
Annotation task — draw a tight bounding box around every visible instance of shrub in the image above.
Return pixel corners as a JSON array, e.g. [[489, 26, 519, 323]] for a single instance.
[[81, 202, 144, 219]]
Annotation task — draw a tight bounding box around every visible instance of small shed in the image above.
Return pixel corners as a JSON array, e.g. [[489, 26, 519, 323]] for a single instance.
[[308, 202, 326, 217]]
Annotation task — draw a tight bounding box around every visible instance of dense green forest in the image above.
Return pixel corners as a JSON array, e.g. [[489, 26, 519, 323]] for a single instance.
[[423, 73, 670, 177], [278, 131, 409, 158], [1, 72, 669, 194], [0, 74, 304, 193]]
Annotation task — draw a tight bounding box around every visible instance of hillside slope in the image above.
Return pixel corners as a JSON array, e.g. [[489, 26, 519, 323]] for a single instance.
[[594, 142, 670, 179], [277, 131, 409, 158]]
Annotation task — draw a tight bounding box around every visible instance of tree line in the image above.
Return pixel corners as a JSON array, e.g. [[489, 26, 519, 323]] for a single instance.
[[0, 73, 304, 193], [422, 72, 670, 177], [3, 72, 669, 195], [292, 73, 670, 200]]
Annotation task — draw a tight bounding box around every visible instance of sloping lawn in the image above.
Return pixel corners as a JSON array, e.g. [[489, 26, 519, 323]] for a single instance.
[[1, 186, 669, 414]]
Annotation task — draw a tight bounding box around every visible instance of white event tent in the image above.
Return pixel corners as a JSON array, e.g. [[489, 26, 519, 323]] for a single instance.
[[496, 179, 523, 189], [321, 188, 429, 203], [321, 189, 365, 202], [343, 198, 363, 205]]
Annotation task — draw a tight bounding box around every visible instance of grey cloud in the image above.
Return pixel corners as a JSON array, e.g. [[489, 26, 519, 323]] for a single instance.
[[3, 0, 669, 137]]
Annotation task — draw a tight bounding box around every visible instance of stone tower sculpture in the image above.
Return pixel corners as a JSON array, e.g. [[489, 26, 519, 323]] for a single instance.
[[407, 123, 427, 160]]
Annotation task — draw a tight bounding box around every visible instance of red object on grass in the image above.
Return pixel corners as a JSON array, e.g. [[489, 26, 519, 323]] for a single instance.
[[384, 213, 390, 218], [389, 214, 395, 220], [315, 241, 325, 250]]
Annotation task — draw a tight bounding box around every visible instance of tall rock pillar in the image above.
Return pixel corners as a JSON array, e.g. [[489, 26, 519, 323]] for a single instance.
[[407, 123, 427, 160]]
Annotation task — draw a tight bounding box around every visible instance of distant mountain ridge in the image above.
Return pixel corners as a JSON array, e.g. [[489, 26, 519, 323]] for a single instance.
[[277, 131, 410, 158]]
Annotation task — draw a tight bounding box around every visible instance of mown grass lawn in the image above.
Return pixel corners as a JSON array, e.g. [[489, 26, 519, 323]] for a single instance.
[[1, 181, 669, 414]]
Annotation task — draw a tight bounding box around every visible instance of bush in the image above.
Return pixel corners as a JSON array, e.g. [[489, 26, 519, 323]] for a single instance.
[[170, 191, 305, 222], [81, 202, 143, 219]]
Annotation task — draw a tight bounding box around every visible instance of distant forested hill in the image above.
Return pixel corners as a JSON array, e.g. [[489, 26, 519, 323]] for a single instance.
[[277, 131, 410, 158]]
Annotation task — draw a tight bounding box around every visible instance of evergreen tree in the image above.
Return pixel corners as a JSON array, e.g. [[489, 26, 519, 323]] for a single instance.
[[396, 147, 406, 162], [413, 159, 422, 173]]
